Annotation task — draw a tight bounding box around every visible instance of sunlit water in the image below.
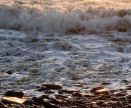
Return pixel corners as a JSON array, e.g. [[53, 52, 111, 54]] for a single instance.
[[0, 0, 131, 97]]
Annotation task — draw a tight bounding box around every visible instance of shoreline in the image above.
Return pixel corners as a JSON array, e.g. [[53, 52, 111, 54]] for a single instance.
[[0, 84, 130, 108]]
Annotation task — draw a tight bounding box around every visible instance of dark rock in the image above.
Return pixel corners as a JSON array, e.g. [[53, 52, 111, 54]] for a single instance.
[[0, 102, 5, 108], [111, 97, 118, 101], [37, 84, 62, 91], [126, 95, 131, 103], [117, 28, 127, 32], [115, 92, 126, 97], [23, 100, 33, 105], [4, 91, 24, 98], [72, 92, 83, 97], [45, 90, 54, 94], [33, 97, 44, 105], [97, 101, 104, 106], [43, 102, 58, 108], [117, 10, 128, 17], [6, 69, 14, 75], [33, 97, 58, 108], [126, 85, 131, 90], [101, 82, 111, 85]]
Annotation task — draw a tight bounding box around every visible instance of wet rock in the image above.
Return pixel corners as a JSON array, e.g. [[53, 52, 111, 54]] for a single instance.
[[45, 90, 54, 94], [121, 80, 130, 85], [0, 102, 5, 108], [33, 97, 44, 105], [115, 92, 126, 97], [72, 92, 83, 97], [5, 69, 14, 75], [2, 97, 26, 104], [74, 83, 83, 87], [101, 82, 111, 85], [126, 85, 131, 90], [4, 91, 24, 98], [37, 84, 62, 91], [117, 10, 128, 17], [127, 95, 131, 103], [23, 100, 33, 105], [90, 87, 109, 95], [117, 28, 127, 32], [33, 97, 58, 108]]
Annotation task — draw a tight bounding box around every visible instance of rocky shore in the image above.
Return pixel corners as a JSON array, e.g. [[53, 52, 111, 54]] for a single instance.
[[0, 84, 130, 108]]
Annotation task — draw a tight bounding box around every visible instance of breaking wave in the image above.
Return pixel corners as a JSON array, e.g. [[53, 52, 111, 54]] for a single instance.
[[0, 0, 131, 34]]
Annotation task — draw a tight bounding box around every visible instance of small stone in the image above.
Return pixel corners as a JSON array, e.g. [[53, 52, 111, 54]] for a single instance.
[[37, 84, 62, 91], [117, 28, 127, 32], [90, 87, 109, 95], [72, 92, 82, 97], [4, 91, 24, 98], [101, 82, 110, 85], [81, 93, 93, 98], [74, 83, 83, 87], [115, 92, 126, 97], [6, 69, 14, 75], [2, 97, 26, 104]]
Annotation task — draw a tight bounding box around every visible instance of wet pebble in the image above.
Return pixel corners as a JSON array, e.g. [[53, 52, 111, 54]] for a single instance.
[[4, 91, 24, 98], [90, 87, 109, 95], [37, 84, 62, 91]]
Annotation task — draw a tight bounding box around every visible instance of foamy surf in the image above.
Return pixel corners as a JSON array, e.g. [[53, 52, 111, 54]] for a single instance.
[[0, 0, 131, 97], [0, 0, 130, 34]]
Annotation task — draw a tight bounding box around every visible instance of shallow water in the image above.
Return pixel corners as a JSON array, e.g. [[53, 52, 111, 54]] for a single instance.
[[0, 0, 131, 97]]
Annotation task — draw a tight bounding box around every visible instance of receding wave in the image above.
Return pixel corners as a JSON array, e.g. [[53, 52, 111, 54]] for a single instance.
[[0, 0, 131, 34]]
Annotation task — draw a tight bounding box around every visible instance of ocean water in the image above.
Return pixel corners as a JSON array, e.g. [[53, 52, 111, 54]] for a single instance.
[[0, 0, 131, 96]]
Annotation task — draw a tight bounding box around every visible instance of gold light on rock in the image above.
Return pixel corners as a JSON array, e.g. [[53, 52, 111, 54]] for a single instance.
[[96, 88, 108, 93], [2, 97, 26, 104]]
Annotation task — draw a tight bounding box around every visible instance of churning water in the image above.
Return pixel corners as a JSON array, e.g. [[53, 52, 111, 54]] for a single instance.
[[0, 0, 131, 96]]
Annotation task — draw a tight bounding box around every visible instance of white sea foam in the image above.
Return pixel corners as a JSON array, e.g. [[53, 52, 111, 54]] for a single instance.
[[0, 0, 130, 33], [0, 0, 131, 96]]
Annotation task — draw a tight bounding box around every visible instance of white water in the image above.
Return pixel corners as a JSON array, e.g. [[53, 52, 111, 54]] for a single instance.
[[0, 0, 130, 33], [0, 0, 131, 96]]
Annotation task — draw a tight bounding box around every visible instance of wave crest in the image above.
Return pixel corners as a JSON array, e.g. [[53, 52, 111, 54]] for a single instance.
[[0, 1, 131, 34]]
